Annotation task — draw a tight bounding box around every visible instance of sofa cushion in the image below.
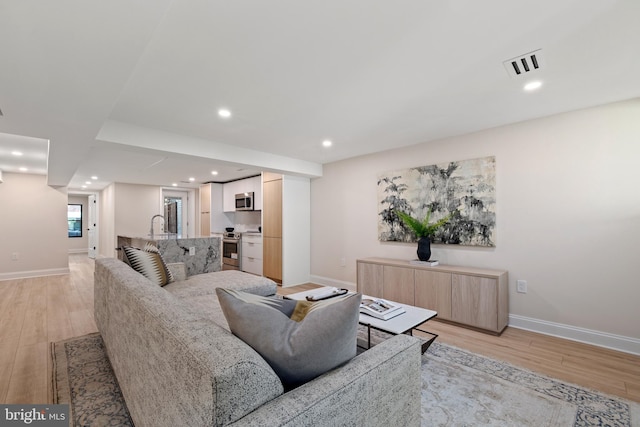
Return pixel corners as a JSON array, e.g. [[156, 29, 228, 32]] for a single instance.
[[164, 270, 277, 298], [122, 244, 174, 286], [216, 288, 361, 388]]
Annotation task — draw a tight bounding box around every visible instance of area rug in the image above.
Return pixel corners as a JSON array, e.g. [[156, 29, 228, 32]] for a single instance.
[[50, 333, 133, 427], [51, 332, 639, 427], [424, 342, 640, 427]]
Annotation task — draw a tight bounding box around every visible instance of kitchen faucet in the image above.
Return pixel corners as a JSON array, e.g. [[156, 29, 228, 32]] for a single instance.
[[150, 214, 165, 238]]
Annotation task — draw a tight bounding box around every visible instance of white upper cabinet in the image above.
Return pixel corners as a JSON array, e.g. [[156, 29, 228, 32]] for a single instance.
[[223, 181, 239, 212], [223, 175, 263, 212], [251, 176, 262, 211]]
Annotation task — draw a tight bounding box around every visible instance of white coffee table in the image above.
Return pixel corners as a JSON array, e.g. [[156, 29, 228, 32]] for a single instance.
[[284, 288, 438, 353]]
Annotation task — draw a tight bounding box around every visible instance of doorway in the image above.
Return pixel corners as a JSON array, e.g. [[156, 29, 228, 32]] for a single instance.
[[67, 192, 98, 259], [162, 189, 192, 238]]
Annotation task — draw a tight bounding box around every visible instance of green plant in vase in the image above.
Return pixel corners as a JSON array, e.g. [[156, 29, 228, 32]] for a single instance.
[[395, 209, 451, 261]]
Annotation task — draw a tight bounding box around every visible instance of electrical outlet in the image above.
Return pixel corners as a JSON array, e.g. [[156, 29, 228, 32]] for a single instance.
[[340, 257, 346, 267], [11, 252, 19, 261], [516, 280, 528, 294], [189, 247, 195, 256]]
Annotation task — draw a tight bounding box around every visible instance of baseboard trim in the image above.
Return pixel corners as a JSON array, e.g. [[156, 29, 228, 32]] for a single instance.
[[309, 275, 356, 292], [68, 249, 89, 254], [509, 314, 640, 356], [0, 267, 70, 282]]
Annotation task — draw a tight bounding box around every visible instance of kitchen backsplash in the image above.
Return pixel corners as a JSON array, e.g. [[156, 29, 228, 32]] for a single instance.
[[233, 210, 262, 232]]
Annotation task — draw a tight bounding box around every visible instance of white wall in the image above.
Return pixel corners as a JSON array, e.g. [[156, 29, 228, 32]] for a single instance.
[[0, 173, 69, 279], [98, 183, 116, 258], [282, 175, 311, 286], [68, 194, 89, 253], [310, 98, 640, 352]]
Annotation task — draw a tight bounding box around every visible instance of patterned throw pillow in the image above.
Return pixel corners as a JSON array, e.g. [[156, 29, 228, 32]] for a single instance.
[[216, 288, 361, 388], [122, 244, 174, 286]]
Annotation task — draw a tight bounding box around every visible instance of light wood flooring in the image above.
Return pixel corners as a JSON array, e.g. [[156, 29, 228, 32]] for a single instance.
[[1, 254, 639, 404]]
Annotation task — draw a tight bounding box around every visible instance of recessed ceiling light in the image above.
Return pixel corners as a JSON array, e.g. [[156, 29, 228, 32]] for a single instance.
[[322, 140, 333, 147], [524, 81, 542, 91], [85, 181, 91, 185], [91, 176, 98, 180], [11, 151, 23, 156], [19, 167, 27, 172], [218, 109, 232, 118], [211, 171, 218, 176], [172, 183, 178, 187], [81, 185, 87, 189], [189, 177, 195, 182]]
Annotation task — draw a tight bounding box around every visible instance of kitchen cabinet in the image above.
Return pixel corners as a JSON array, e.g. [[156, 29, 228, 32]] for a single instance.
[[251, 176, 262, 210], [262, 173, 282, 282], [356, 257, 508, 334], [199, 184, 211, 236], [263, 237, 282, 282], [223, 180, 240, 212], [261, 172, 310, 286], [223, 175, 263, 212], [242, 233, 263, 276], [263, 174, 282, 237], [201, 183, 232, 234]]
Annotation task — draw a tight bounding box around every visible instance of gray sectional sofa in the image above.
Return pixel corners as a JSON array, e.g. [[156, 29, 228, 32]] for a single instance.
[[94, 257, 422, 427]]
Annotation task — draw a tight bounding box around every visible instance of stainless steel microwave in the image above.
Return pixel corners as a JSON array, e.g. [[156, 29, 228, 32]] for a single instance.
[[235, 192, 254, 211]]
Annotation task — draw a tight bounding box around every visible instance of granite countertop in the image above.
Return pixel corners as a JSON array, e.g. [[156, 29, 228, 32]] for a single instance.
[[120, 235, 220, 241]]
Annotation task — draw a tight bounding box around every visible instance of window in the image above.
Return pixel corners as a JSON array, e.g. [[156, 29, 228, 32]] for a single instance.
[[68, 204, 82, 238]]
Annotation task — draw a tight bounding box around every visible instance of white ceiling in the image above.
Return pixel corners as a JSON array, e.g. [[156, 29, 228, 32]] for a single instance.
[[1, 0, 640, 191]]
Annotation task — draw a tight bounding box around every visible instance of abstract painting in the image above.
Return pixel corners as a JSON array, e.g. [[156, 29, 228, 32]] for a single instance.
[[377, 156, 496, 246]]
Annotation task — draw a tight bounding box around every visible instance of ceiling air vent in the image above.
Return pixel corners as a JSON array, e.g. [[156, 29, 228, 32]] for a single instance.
[[503, 49, 544, 79]]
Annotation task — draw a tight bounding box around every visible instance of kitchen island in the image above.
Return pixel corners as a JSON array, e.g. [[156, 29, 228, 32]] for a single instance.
[[117, 235, 221, 276]]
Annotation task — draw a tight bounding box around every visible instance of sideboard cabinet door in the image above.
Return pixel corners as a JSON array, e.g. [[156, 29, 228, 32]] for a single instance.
[[451, 274, 498, 331], [383, 266, 415, 305], [415, 270, 452, 320], [357, 261, 383, 297]]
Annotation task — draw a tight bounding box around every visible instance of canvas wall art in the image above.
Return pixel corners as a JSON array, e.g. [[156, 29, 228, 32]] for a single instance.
[[377, 156, 496, 246]]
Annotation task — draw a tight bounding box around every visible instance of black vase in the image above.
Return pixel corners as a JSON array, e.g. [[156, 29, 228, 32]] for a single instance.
[[417, 237, 431, 261]]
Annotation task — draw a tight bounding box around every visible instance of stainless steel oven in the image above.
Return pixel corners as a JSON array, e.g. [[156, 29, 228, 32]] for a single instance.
[[222, 232, 241, 271]]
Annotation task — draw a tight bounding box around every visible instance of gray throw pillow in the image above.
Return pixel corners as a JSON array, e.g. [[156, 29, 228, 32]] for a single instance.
[[122, 243, 174, 286], [216, 288, 362, 388]]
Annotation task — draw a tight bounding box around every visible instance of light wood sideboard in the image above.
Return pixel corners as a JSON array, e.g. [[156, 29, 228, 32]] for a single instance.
[[356, 257, 509, 334]]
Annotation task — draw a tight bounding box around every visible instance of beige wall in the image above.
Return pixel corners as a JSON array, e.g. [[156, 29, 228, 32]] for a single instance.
[[0, 173, 69, 278], [68, 194, 89, 253], [311, 98, 640, 350], [113, 183, 162, 238], [98, 182, 162, 258]]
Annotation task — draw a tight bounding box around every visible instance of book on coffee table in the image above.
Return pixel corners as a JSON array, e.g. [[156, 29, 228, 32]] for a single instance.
[[360, 298, 406, 320]]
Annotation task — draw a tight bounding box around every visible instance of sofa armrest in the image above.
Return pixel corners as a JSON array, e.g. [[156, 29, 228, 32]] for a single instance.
[[229, 334, 422, 427], [166, 262, 187, 281]]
